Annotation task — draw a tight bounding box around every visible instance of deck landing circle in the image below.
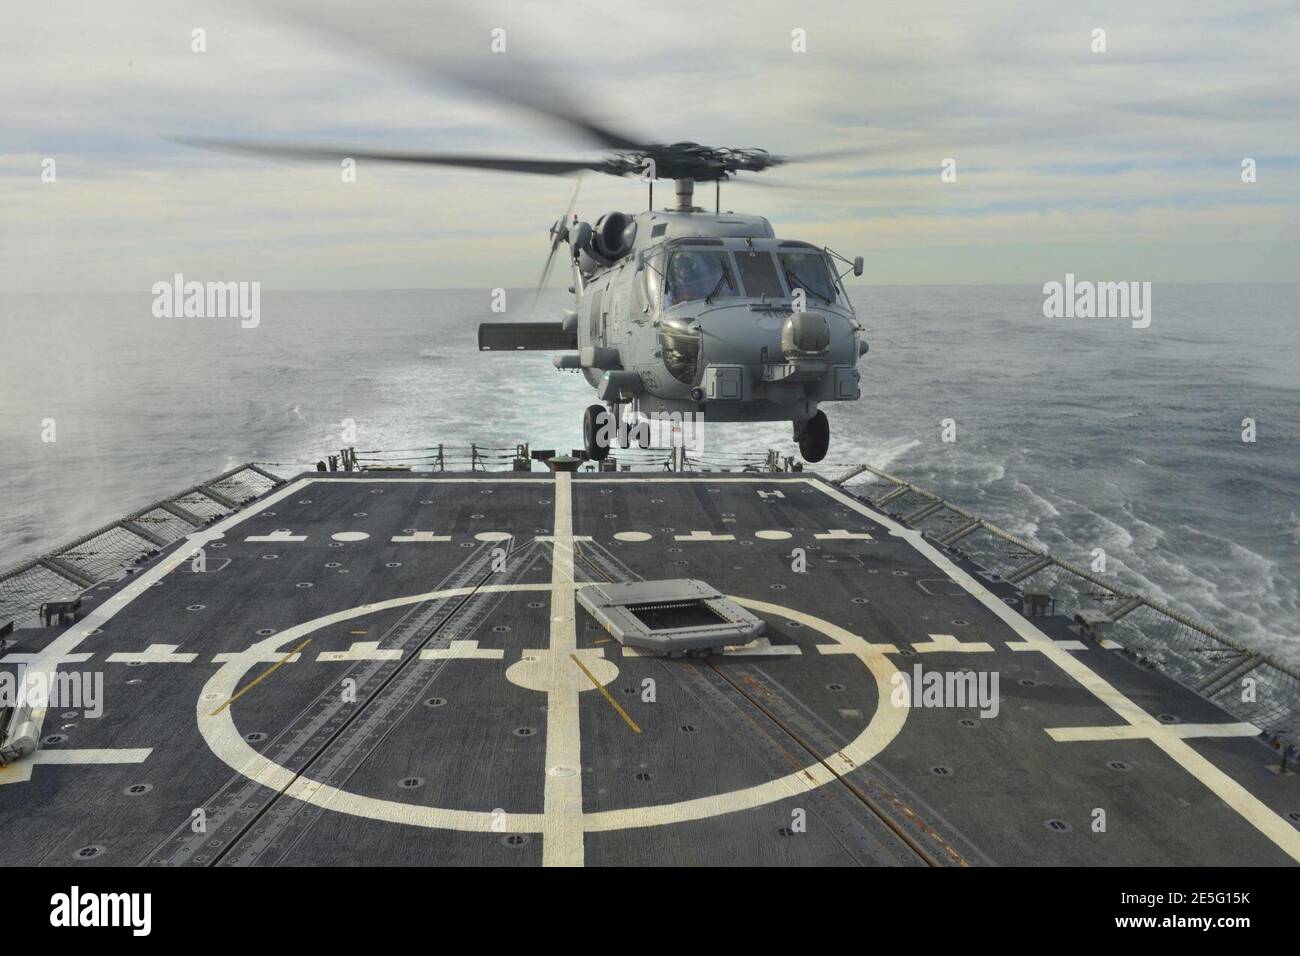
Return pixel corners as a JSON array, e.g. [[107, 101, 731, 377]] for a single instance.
[[195, 584, 907, 835]]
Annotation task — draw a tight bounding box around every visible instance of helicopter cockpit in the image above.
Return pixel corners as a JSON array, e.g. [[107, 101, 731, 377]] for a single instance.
[[642, 238, 856, 387], [649, 240, 848, 312], [662, 249, 737, 306]]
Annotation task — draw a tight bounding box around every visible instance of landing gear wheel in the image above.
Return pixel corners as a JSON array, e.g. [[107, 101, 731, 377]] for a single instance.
[[583, 404, 611, 462], [797, 410, 830, 463]]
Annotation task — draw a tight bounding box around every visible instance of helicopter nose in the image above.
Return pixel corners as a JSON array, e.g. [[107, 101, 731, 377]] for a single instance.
[[685, 303, 860, 406], [691, 304, 843, 367]]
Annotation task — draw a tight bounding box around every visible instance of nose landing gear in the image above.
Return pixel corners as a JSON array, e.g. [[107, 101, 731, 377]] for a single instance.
[[795, 410, 830, 463]]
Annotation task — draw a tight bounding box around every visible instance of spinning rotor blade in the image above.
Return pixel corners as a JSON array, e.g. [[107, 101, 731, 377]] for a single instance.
[[536, 173, 584, 298], [181, 4, 901, 197], [816, 83, 1299, 175], [773, 147, 864, 164], [258, 0, 650, 152], [189, 5, 860, 184], [177, 139, 609, 176], [723, 174, 836, 193]]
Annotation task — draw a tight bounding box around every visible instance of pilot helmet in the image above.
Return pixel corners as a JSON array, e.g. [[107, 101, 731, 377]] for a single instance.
[[676, 252, 703, 282]]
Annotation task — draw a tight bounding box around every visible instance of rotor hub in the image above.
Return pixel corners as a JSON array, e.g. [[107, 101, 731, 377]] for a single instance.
[[603, 142, 783, 182]]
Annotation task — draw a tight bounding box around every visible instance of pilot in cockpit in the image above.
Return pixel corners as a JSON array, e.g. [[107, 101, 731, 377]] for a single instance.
[[664, 251, 733, 306]]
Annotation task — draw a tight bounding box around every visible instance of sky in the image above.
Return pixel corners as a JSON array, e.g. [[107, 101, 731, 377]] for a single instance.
[[1, 0, 1298, 291]]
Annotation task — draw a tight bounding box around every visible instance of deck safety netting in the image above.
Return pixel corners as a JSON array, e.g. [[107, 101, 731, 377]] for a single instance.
[[1013, 562, 1125, 620], [171, 492, 230, 521], [54, 526, 158, 581], [133, 507, 198, 542], [906, 505, 974, 543], [0, 563, 81, 626], [1104, 604, 1232, 686], [206, 469, 277, 503], [1209, 666, 1300, 739], [0, 465, 281, 626], [950, 528, 1040, 578]]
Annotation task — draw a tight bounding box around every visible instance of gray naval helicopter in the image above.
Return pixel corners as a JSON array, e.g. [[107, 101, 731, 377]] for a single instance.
[[184, 11, 867, 462], [478, 148, 868, 464]]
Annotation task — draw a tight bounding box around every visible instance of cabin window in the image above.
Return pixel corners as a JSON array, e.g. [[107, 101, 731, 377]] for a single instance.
[[777, 252, 838, 305], [663, 250, 736, 307], [733, 250, 785, 300]]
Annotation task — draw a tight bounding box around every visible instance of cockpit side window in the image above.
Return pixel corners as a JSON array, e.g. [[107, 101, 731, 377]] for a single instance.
[[777, 252, 838, 305], [642, 252, 663, 311], [663, 250, 736, 307], [733, 249, 786, 300]]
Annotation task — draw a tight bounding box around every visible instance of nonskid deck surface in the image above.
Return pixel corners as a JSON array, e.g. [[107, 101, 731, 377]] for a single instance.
[[1, 472, 1296, 866]]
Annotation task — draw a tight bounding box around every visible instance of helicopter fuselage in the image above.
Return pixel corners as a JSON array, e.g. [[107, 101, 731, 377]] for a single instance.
[[564, 207, 866, 429]]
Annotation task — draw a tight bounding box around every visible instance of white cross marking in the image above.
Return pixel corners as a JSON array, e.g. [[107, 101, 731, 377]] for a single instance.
[[106, 644, 198, 664], [911, 633, 994, 654]]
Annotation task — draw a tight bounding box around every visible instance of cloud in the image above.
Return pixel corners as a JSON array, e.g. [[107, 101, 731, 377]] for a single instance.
[[1, 0, 1298, 290]]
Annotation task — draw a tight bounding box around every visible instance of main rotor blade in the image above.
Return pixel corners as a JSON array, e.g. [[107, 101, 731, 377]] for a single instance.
[[776, 148, 865, 164], [822, 82, 1300, 171], [724, 175, 835, 194], [257, 0, 650, 152], [178, 139, 609, 176]]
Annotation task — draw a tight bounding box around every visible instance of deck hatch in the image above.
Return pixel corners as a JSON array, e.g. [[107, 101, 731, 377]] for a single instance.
[[578, 579, 764, 655]]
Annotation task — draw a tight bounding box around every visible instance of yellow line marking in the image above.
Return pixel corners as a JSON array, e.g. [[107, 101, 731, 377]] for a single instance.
[[210, 639, 312, 716], [570, 652, 641, 734], [592, 638, 611, 645]]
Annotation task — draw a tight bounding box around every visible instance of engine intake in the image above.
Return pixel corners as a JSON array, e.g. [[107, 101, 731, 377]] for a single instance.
[[592, 212, 636, 261]]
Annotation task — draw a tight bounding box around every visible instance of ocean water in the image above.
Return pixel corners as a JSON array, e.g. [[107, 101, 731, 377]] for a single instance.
[[0, 285, 1296, 664]]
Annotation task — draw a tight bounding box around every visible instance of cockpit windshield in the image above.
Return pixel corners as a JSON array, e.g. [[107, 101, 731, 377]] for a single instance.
[[649, 245, 844, 311], [663, 250, 737, 307], [733, 249, 785, 300], [778, 251, 838, 305]]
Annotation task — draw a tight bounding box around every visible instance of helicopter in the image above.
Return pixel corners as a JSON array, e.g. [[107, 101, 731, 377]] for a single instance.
[[182, 4, 868, 462], [478, 156, 868, 464]]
